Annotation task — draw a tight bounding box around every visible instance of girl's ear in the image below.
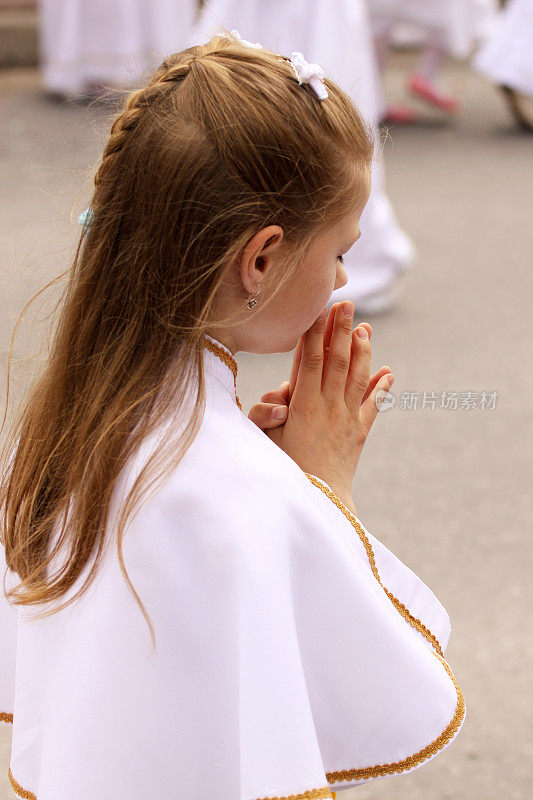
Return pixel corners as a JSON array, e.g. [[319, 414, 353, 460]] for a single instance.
[[255, 227, 284, 271], [257, 225, 284, 255], [240, 225, 284, 287], [261, 228, 283, 251]]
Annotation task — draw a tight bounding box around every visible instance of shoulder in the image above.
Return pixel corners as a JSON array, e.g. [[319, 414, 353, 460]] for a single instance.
[[161, 399, 323, 516], [113, 398, 333, 553]]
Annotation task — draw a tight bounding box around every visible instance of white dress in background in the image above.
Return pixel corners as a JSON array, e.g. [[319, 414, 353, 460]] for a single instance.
[[368, 0, 498, 60], [0, 335, 466, 798], [473, 0, 533, 96], [39, 0, 198, 97], [188, 0, 417, 310]]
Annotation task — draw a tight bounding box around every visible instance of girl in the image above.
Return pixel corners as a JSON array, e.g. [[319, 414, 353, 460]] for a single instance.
[[0, 30, 465, 800]]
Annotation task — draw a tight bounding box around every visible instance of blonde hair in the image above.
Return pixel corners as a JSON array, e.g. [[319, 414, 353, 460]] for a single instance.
[[0, 29, 373, 650]]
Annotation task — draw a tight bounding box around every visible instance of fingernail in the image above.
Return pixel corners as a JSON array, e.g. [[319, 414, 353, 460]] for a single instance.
[[356, 326, 367, 339], [273, 406, 288, 419], [387, 375, 394, 387], [343, 302, 354, 317]]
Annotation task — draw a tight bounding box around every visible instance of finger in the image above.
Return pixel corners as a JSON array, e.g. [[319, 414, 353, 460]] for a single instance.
[[289, 309, 371, 404], [322, 301, 355, 406], [361, 365, 391, 405], [325, 307, 371, 357], [288, 310, 371, 405], [323, 302, 342, 357], [360, 372, 395, 431], [292, 307, 327, 404], [324, 306, 371, 372], [290, 306, 338, 403], [248, 402, 288, 431], [344, 323, 372, 411]]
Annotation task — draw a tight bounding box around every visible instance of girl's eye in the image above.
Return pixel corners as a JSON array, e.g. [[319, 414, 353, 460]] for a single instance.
[[337, 255, 344, 264]]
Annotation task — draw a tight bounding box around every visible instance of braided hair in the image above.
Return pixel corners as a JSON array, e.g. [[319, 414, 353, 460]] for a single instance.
[[93, 49, 198, 192]]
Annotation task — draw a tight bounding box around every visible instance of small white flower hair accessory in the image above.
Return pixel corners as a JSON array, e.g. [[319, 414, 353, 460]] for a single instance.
[[230, 29, 264, 50], [288, 51, 329, 101]]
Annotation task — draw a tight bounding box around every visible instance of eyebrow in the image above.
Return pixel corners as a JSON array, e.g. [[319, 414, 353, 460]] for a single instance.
[[344, 231, 361, 250]]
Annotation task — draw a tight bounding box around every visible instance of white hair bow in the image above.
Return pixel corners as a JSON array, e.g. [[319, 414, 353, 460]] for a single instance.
[[230, 29, 263, 50], [288, 51, 329, 101]]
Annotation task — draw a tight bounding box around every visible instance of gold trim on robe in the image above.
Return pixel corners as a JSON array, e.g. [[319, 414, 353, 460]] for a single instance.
[[303, 473, 466, 785]]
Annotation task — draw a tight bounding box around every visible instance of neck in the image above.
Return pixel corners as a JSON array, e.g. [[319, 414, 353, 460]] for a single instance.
[[204, 329, 237, 357]]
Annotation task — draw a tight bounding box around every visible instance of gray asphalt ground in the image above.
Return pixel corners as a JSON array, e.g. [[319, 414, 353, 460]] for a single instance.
[[1, 54, 532, 800]]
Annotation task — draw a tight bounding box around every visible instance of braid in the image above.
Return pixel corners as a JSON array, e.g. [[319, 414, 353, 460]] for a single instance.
[[93, 50, 199, 191], [91, 32, 278, 194]]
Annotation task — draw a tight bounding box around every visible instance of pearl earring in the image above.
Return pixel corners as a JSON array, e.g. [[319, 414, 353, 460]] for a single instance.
[[246, 282, 261, 309]]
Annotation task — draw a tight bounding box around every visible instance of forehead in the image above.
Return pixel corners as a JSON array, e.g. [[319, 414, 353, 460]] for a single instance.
[[331, 203, 365, 243], [333, 172, 371, 239]]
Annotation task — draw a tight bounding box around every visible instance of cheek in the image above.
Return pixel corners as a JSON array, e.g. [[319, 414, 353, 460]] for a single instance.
[[286, 254, 335, 320], [337, 260, 348, 284]]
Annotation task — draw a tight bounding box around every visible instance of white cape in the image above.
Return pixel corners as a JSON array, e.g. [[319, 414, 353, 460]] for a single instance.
[[40, 0, 197, 96], [1, 335, 465, 799], [187, 0, 416, 303], [473, 0, 533, 97]]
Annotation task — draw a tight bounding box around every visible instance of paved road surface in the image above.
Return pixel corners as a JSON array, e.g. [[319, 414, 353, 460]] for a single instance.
[[1, 55, 532, 800]]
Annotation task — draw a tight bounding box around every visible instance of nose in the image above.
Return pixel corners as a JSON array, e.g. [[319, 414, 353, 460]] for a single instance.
[[334, 267, 348, 292]]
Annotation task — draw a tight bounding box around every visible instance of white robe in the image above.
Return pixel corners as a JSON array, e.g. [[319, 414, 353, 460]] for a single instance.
[[39, 0, 197, 97], [473, 0, 533, 97], [1, 335, 465, 799], [368, 0, 498, 59], [187, 0, 416, 304]]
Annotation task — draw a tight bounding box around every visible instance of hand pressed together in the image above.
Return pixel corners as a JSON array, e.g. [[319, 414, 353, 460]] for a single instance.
[[248, 301, 394, 503]]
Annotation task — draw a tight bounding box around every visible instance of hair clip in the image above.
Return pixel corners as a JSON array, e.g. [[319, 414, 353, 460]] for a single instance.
[[78, 207, 94, 231], [230, 29, 264, 50], [288, 51, 329, 100]]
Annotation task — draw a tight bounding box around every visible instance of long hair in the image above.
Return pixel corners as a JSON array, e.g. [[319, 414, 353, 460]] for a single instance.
[[0, 29, 373, 650]]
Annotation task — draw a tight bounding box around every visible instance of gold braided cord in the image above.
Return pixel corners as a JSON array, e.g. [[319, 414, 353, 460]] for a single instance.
[[303, 474, 444, 657], [5, 706, 337, 800], [202, 337, 243, 410], [324, 650, 465, 782], [252, 789, 335, 800], [7, 759, 334, 800], [8, 767, 37, 800]]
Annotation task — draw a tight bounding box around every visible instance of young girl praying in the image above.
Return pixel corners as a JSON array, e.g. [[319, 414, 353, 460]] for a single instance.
[[0, 29, 465, 800]]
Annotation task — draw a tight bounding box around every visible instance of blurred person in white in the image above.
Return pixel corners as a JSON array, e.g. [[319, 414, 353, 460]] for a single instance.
[[189, 0, 416, 314], [39, 0, 198, 99], [369, 0, 498, 123], [473, 0, 533, 130]]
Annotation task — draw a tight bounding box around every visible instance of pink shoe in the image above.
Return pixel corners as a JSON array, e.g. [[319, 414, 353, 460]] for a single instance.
[[381, 104, 420, 125], [409, 73, 460, 113]]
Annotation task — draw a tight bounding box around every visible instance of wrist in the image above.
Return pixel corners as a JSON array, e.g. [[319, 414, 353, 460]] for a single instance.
[[325, 481, 357, 518], [305, 472, 358, 518]]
